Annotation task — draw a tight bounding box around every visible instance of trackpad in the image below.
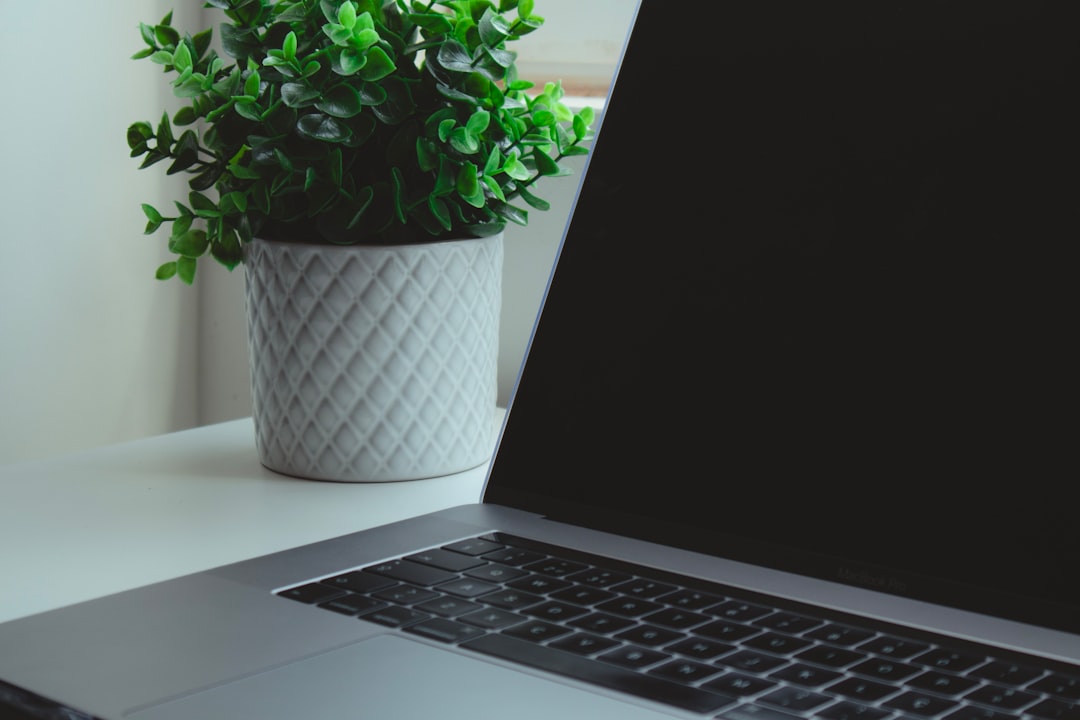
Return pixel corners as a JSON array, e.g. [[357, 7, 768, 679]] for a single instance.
[[127, 634, 666, 719]]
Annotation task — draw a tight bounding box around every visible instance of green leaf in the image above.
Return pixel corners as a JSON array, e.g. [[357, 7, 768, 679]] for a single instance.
[[244, 69, 261, 98], [478, 8, 512, 46], [142, 203, 163, 224], [481, 174, 506, 202], [427, 195, 452, 231], [532, 108, 555, 127], [211, 230, 243, 271], [457, 162, 485, 208], [127, 122, 153, 150], [172, 41, 193, 73], [437, 39, 475, 73], [283, 30, 298, 61], [155, 261, 178, 281], [234, 100, 262, 121], [358, 46, 396, 81], [169, 228, 209, 257], [502, 154, 530, 181], [408, 13, 453, 34], [338, 1, 357, 29], [533, 147, 563, 176], [466, 109, 491, 136], [281, 82, 320, 107], [297, 113, 351, 142], [316, 84, 364, 118], [176, 256, 197, 285], [491, 199, 528, 226], [515, 183, 550, 211], [156, 112, 174, 147], [150, 50, 174, 66], [351, 28, 380, 51]]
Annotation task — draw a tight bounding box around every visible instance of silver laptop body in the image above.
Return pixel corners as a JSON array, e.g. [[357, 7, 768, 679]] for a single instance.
[[2, 2, 1077, 718]]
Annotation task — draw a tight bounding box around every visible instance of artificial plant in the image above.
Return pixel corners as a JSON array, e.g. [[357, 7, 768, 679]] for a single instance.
[[128, 0, 595, 283]]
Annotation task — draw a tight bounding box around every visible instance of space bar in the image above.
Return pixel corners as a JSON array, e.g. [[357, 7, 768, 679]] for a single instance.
[[462, 634, 736, 714]]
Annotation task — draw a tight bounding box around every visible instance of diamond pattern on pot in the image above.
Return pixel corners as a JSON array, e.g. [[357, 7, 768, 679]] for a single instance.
[[243, 235, 502, 482]]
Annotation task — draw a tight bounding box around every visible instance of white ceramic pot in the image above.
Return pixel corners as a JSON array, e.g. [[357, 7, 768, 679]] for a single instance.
[[243, 234, 502, 482]]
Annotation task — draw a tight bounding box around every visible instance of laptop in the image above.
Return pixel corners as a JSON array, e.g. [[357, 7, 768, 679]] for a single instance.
[[2, 1, 1077, 718]]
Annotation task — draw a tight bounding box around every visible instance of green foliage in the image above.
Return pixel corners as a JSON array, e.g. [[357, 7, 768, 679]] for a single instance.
[[128, 0, 595, 284]]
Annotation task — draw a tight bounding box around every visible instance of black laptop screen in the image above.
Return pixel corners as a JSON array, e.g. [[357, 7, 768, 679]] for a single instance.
[[487, 1, 1079, 634]]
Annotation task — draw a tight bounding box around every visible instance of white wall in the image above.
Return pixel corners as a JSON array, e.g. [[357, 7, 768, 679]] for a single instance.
[[0, 2, 201, 464], [0, 1, 637, 463]]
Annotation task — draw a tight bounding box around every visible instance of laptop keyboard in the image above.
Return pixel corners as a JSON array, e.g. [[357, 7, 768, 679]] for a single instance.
[[277, 533, 1080, 719]]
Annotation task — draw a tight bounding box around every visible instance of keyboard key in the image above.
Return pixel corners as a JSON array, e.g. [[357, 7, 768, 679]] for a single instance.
[[719, 704, 804, 720], [717, 649, 789, 674], [478, 588, 542, 610], [549, 585, 617, 606], [523, 601, 590, 623], [658, 588, 724, 610], [964, 684, 1039, 711], [443, 537, 503, 555], [697, 619, 762, 643], [482, 547, 546, 566], [817, 700, 892, 720], [522, 558, 588, 577], [405, 548, 486, 572], [1026, 698, 1080, 720], [850, 657, 921, 682], [459, 607, 524, 630], [943, 708, 1020, 720], [742, 632, 812, 655], [769, 662, 842, 688], [403, 617, 484, 643], [366, 559, 458, 587], [320, 571, 396, 594], [436, 578, 500, 598], [794, 644, 866, 668], [665, 637, 734, 660], [644, 607, 710, 630], [883, 691, 960, 717], [504, 620, 571, 643], [463, 563, 529, 583], [857, 635, 929, 659], [806, 623, 875, 647], [318, 595, 384, 616], [277, 583, 344, 604], [913, 648, 986, 672], [702, 672, 777, 697], [709, 600, 773, 621], [567, 612, 635, 634], [548, 632, 621, 656], [595, 597, 664, 617], [649, 659, 721, 685], [759, 686, 832, 713], [360, 605, 429, 628], [611, 578, 677, 598], [414, 596, 482, 617], [971, 660, 1043, 685], [754, 612, 824, 634], [599, 644, 670, 670], [1031, 674, 1080, 702], [615, 624, 684, 647], [507, 574, 571, 594], [465, 634, 737, 714], [566, 568, 632, 587], [827, 676, 897, 702], [371, 584, 440, 605], [907, 670, 980, 696]]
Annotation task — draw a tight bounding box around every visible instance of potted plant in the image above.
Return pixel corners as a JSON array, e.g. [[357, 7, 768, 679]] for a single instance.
[[128, 0, 595, 482]]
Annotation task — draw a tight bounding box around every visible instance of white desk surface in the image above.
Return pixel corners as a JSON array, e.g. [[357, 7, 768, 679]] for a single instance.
[[0, 417, 496, 625]]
